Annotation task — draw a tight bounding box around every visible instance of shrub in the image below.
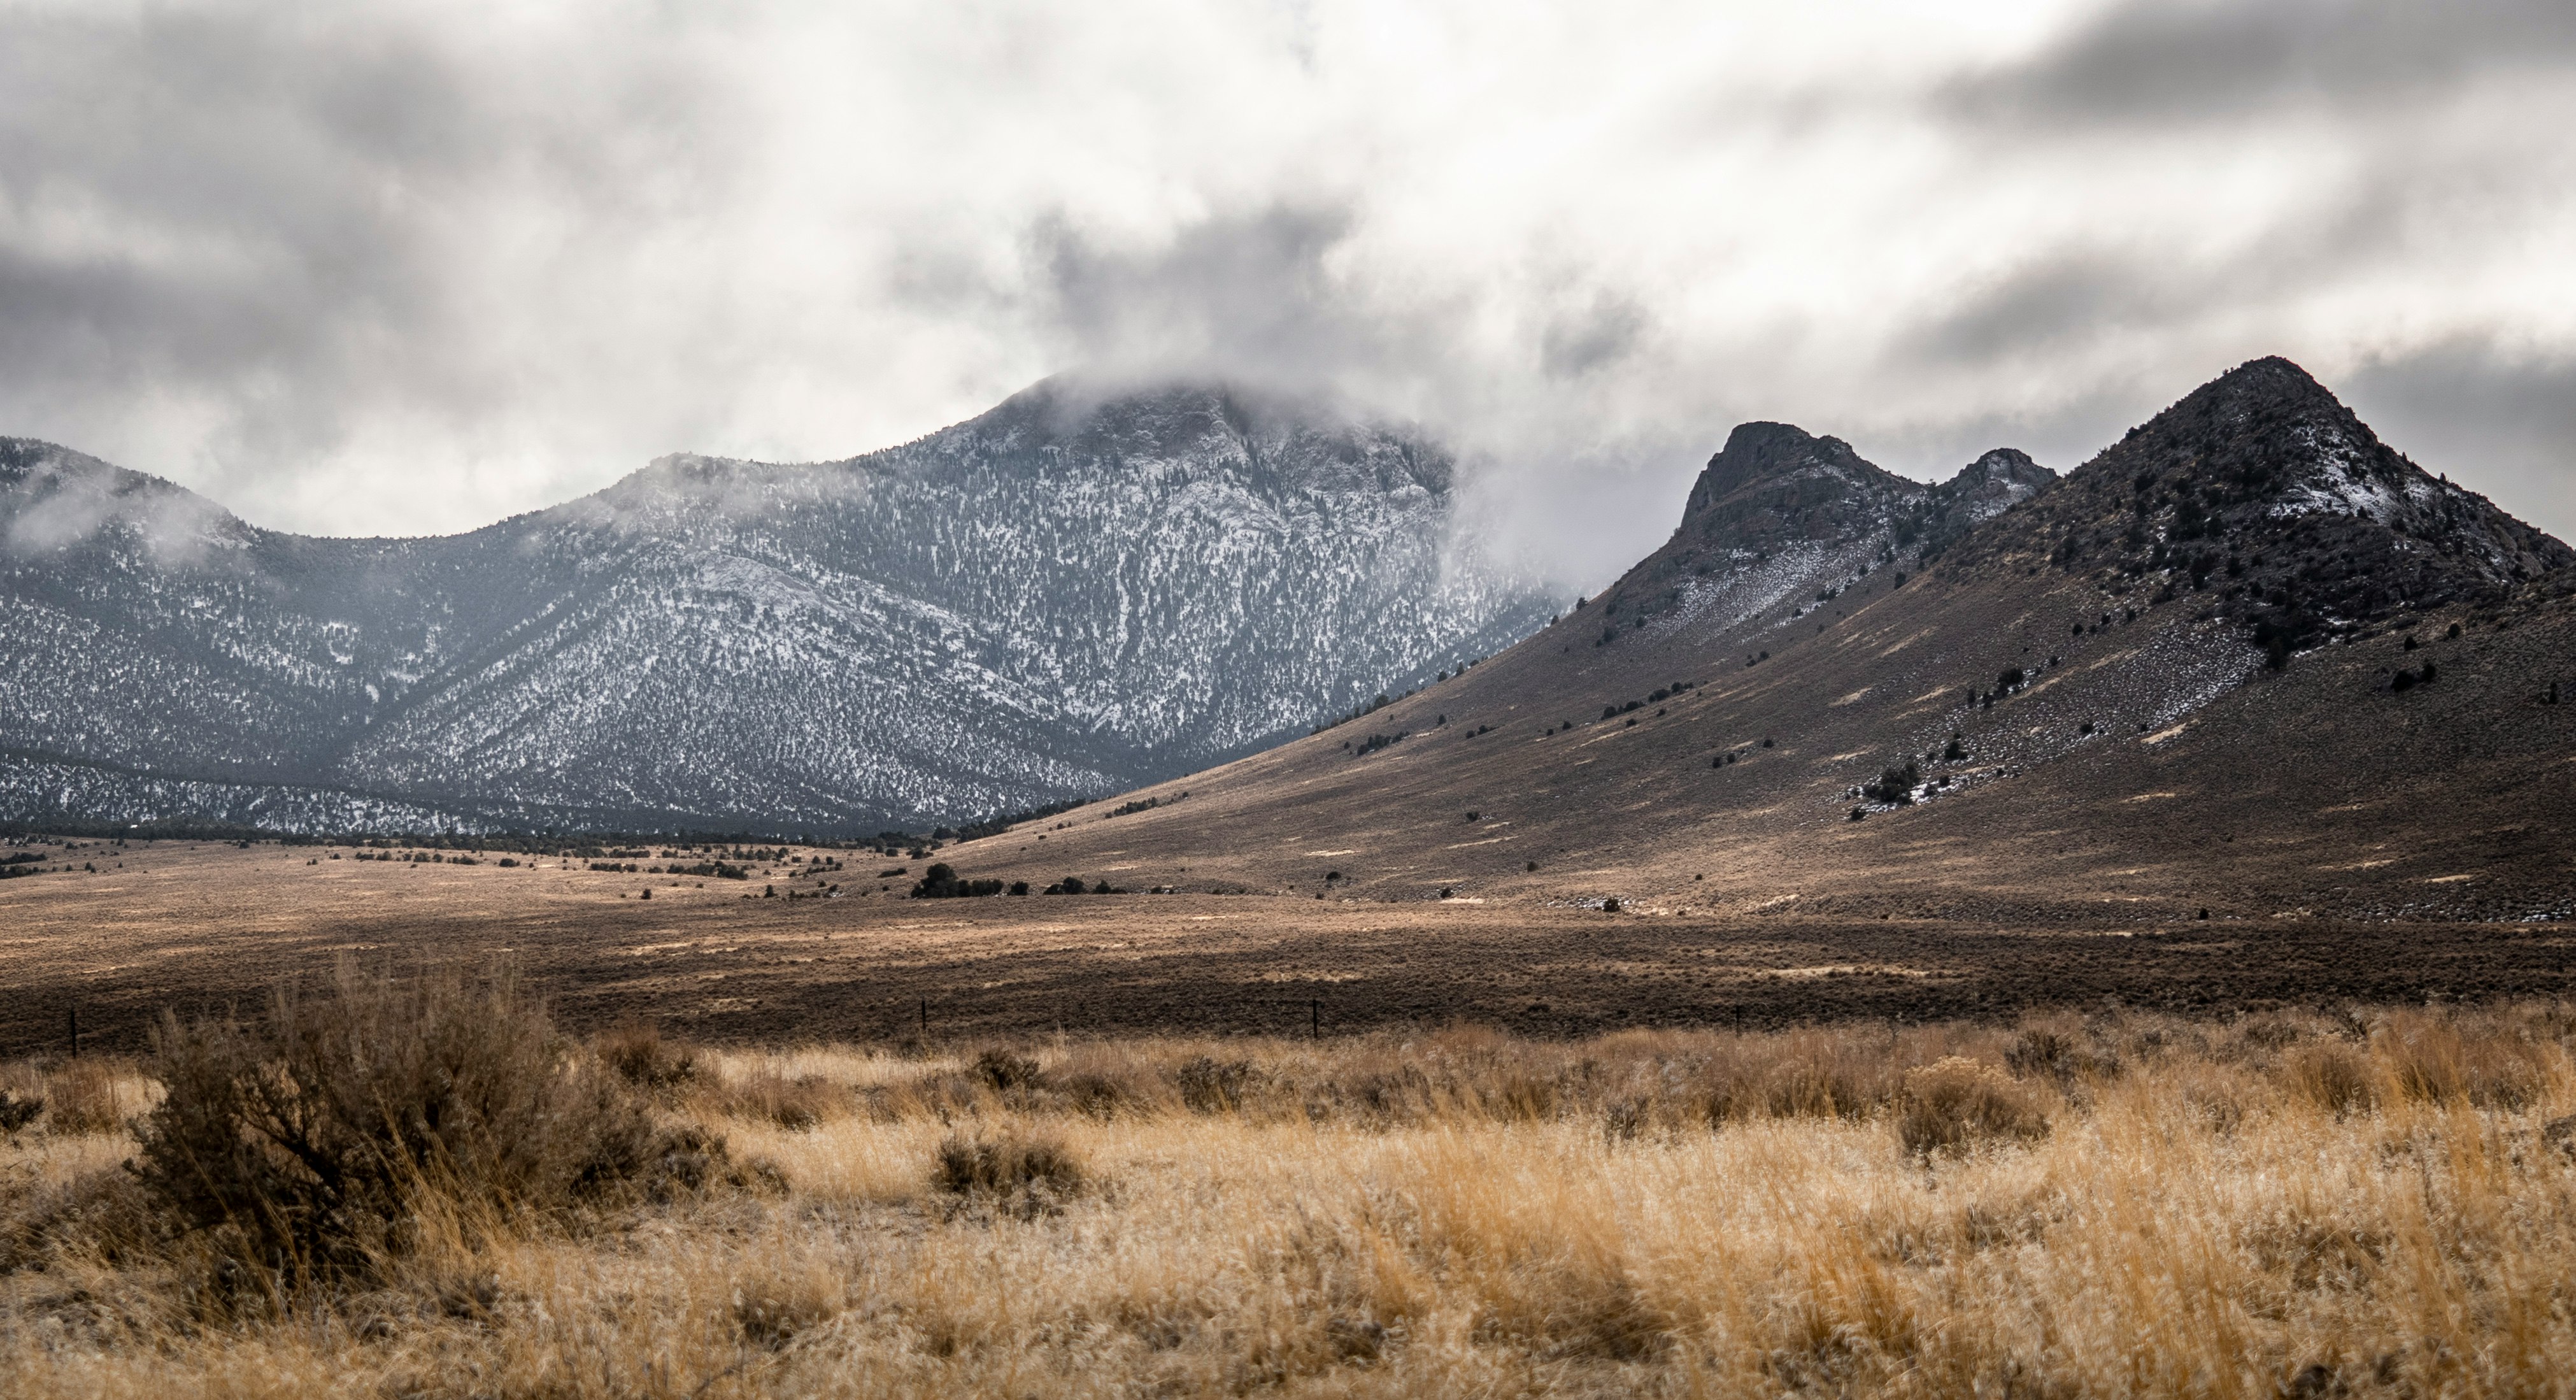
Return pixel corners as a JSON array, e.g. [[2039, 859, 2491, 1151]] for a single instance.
[[931, 1130, 1085, 1201], [1942, 734, 1967, 761], [1898, 1057, 2049, 1155], [0, 1088, 41, 1135], [1174, 1055, 1253, 1113], [1730, 1031, 1904, 1120], [41, 1059, 125, 1135], [974, 1049, 1044, 1092], [2285, 1040, 2377, 1117], [0, 1165, 161, 1275], [1863, 761, 1922, 806], [2005, 1025, 2120, 1085], [2372, 1011, 2548, 1109], [130, 962, 688, 1289], [695, 1066, 840, 1131], [733, 1269, 844, 1349], [599, 1020, 698, 1090], [912, 863, 1004, 898]]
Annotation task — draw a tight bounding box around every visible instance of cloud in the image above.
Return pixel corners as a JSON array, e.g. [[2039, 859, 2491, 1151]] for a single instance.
[[1034, 203, 1374, 392], [0, 0, 2570, 579], [2344, 339, 2576, 543], [1, 446, 236, 566], [1902, 253, 2178, 365], [1540, 294, 1649, 381], [1946, 0, 2576, 124]]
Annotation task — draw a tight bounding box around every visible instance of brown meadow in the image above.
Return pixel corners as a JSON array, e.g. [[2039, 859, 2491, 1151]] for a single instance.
[[7, 970, 2576, 1397]]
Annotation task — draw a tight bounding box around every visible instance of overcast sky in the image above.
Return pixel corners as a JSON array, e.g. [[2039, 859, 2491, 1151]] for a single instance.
[[4, 0, 2572, 586]]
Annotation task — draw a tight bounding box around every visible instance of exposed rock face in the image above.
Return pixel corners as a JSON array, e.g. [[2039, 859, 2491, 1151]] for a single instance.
[[0, 380, 1556, 834]]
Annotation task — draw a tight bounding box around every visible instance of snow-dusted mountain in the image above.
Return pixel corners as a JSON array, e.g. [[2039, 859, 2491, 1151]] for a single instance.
[[0, 380, 1557, 834], [1591, 424, 2057, 634]]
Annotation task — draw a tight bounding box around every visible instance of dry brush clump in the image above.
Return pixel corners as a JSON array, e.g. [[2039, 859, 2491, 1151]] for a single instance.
[[9, 999, 2576, 1396], [11, 962, 772, 1309], [1896, 1055, 2051, 1155], [597, 1017, 698, 1092], [929, 1128, 1086, 1206], [0, 1057, 143, 1139]]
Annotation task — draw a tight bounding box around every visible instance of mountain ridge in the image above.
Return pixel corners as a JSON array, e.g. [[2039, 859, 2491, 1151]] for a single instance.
[[0, 380, 1558, 835], [930, 356, 2576, 927]]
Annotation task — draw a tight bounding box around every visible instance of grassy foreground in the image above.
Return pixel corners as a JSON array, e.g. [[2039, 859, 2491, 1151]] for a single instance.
[[6, 976, 2576, 1397]]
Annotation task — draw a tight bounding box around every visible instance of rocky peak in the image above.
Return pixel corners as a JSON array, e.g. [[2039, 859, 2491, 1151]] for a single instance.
[[1938, 448, 2056, 520], [1668, 423, 1919, 552], [1682, 422, 1889, 519], [1955, 355, 2573, 657], [1877, 448, 2054, 567], [1596, 424, 1924, 626]]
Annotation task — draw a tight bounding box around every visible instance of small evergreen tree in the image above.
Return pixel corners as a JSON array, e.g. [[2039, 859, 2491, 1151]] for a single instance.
[[1863, 761, 1923, 805]]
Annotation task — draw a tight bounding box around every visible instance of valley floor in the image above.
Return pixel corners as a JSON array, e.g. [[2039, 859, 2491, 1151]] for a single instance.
[[3, 841, 2573, 1058], [8, 1008, 2576, 1397]]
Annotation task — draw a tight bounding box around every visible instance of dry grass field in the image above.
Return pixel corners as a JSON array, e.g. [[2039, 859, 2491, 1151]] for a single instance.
[[7, 968, 2576, 1398]]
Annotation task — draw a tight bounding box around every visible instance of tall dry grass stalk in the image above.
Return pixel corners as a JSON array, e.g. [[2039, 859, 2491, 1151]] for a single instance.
[[7, 1001, 2576, 1396]]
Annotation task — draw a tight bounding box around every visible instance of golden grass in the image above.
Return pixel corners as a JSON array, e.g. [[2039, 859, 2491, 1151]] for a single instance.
[[10, 1004, 2576, 1396]]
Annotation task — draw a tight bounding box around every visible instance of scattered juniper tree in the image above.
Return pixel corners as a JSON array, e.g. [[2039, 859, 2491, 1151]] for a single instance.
[[1863, 761, 1923, 806]]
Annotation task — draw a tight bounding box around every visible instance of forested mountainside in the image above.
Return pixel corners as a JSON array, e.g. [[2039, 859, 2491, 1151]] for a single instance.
[[0, 379, 1555, 835]]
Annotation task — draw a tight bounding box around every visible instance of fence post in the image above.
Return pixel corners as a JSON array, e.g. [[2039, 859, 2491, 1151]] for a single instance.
[[68, 1003, 79, 1059], [1311, 997, 1320, 1040], [920, 997, 929, 1039]]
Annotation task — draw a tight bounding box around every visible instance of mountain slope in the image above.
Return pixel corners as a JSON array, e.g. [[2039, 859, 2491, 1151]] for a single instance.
[[0, 380, 1556, 834], [935, 359, 2576, 926]]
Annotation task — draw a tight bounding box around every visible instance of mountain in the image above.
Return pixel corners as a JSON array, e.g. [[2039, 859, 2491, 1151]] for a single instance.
[[1945, 357, 2569, 659], [0, 380, 1556, 835], [1592, 424, 2053, 635], [933, 358, 2576, 928]]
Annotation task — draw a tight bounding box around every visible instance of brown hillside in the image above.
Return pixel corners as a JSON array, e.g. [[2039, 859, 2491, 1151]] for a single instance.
[[936, 359, 2576, 925]]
